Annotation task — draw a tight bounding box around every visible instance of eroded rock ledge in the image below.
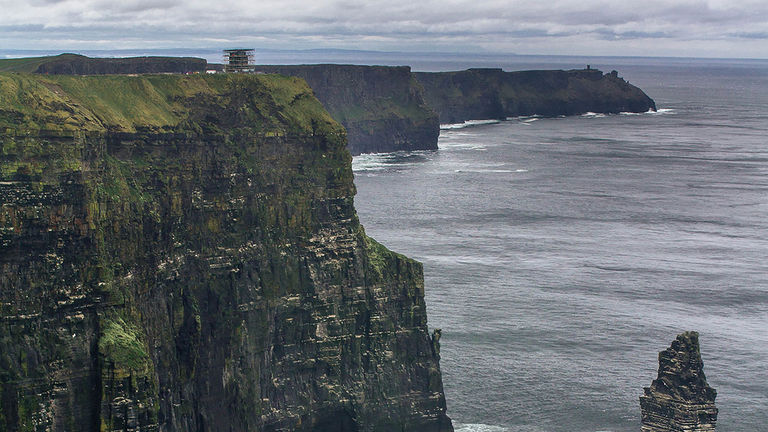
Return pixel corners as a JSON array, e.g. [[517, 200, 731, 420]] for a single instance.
[[640, 331, 718, 432]]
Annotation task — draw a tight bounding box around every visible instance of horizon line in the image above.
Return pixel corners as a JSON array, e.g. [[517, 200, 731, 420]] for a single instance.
[[1, 47, 767, 62]]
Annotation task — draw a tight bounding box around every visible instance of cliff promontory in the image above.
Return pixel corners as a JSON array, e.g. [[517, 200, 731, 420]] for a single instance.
[[0, 73, 452, 431], [640, 331, 718, 432], [0, 53, 206, 75], [1, 56, 660, 155], [255, 65, 439, 155], [414, 68, 657, 124]]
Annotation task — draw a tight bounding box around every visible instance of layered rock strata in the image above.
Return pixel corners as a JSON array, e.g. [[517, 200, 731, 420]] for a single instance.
[[414, 68, 657, 124], [640, 331, 718, 432], [0, 73, 452, 431], [254, 65, 440, 155]]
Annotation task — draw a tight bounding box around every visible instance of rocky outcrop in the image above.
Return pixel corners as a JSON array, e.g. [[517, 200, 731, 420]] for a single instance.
[[0, 53, 206, 75], [0, 73, 452, 431], [640, 331, 718, 432], [255, 65, 439, 155], [414, 68, 657, 124]]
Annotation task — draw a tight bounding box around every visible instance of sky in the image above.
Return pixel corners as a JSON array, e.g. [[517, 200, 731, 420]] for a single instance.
[[1, 0, 767, 59]]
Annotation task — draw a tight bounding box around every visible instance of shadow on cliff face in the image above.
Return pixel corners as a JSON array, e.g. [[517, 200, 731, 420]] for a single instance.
[[311, 409, 359, 432]]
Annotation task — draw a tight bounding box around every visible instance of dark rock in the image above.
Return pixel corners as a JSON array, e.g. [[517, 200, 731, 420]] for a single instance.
[[415, 68, 657, 124], [33, 53, 207, 75], [640, 331, 718, 432], [0, 73, 452, 431], [255, 64, 440, 155]]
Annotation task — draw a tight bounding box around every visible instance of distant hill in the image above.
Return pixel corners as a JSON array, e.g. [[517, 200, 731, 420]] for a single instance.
[[0, 53, 206, 75]]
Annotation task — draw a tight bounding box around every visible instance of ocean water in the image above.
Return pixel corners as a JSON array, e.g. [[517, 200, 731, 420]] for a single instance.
[[352, 57, 768, 431]]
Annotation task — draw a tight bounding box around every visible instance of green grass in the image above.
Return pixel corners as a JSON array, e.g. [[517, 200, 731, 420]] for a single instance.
[[255, 74, 339, 132], [98, 317, 150, 372], [0, 54, 85, 73], [0, 72, 343, 135]]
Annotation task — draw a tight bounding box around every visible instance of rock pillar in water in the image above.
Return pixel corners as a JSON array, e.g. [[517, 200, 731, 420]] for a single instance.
[[640, 331, 718, 431]]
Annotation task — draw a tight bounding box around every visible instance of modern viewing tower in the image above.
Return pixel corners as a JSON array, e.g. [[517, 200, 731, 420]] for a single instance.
[[223, 49, 255, 73]]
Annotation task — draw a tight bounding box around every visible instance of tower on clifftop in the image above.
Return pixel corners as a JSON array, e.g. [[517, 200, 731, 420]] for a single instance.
[[223, 49, 255, 73]]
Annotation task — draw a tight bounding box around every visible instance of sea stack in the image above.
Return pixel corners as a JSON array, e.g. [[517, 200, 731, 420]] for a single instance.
[[640, 331, 718, 431]]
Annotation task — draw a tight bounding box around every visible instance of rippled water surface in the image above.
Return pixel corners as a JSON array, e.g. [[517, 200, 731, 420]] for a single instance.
[[353, 58, 768, 432]]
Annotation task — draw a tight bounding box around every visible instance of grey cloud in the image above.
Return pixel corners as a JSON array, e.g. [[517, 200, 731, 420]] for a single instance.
[[727, 31, 768, 39], [0, 0, 766, 57]]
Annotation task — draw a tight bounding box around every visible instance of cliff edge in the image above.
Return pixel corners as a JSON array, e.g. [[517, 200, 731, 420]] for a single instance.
[[0, 73, 452, 431], [640, 331, 718, 432], [415, 68, 657, 124], [0, 53, 206, 75], [0, 56, 660, 155], [255, 65, 439, 155]]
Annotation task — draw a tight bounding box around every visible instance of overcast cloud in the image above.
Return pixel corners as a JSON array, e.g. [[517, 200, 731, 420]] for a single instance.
[[1, 0, 767, 58]]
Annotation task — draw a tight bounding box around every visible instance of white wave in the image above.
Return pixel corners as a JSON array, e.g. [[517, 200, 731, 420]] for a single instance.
[[453, 166, 528, 174], [438, 141, 487, 151], [351, 154, 391, 172], [455, 169, 517, 173], [440, 119, 501, 130], [581, 112, 606, 118], [454, 424, 508, 432], [440, 131, 475, 137], [646, 108, 676, 115], [351, 150, 435, 172], [619, 111, 642, 116], [506, 115, 541, 121]]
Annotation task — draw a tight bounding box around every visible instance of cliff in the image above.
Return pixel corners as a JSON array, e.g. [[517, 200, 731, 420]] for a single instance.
[[414, 68, 657, 124], [254, 65, 439, 155], [0, 72, 452, 431], [0, 56, 660, 155], [640, 331, 718, 432], [0, 53, 206, 75]]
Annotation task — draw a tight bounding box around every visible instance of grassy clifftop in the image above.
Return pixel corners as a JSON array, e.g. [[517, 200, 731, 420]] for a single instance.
[[0, 54, 74, 73], [0, 72, 341, 135], [0, 53, 206, 75]]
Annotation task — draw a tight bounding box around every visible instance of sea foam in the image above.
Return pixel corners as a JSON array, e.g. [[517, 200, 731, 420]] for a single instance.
[[440, 119, 501, 130], [454, 424, 508, 432]]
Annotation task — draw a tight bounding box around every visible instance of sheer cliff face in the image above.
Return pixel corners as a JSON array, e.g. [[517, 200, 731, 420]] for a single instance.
[[415, 68, 657, 124], [0, 73, 452, 431], [255, 65, 440, 155], [640, 332, 717, 432]]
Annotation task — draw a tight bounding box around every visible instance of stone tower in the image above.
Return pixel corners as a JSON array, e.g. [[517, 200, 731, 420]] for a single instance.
[[223, 48, 254, 73]]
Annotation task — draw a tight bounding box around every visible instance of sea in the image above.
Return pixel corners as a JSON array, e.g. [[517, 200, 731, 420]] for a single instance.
[[348, 55, 768, 432], [3, 49, 765, 431]]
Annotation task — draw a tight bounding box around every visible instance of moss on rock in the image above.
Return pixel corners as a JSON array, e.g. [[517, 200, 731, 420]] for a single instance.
[[98, 317, 150, 373]]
